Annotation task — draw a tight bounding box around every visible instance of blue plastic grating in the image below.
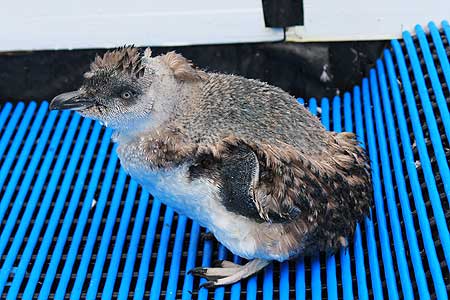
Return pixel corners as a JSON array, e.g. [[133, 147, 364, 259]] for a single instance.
[[0, 21, 449, 300]]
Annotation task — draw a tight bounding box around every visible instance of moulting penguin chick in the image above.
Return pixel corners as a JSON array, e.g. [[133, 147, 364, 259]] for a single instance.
[[50, 46, 373, 288]]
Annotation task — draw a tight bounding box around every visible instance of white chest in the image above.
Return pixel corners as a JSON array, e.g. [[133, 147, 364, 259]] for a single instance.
[[116, 142, 288, 261], [120, 158, 212, 222]]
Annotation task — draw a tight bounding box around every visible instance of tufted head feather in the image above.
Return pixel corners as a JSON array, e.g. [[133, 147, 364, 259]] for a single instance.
[[85, 45, 148, 79]]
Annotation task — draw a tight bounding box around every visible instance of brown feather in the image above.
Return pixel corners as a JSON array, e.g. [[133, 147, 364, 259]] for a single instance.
[[194, 132, 372, 253], [161, 51, 207, 82]]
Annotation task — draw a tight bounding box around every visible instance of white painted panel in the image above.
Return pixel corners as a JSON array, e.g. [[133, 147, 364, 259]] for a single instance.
[[286, 0, 450, 41], [0, 0, 283, 51]]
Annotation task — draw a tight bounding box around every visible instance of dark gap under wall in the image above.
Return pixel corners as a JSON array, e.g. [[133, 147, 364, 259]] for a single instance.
[[0, 41, 387, 102]]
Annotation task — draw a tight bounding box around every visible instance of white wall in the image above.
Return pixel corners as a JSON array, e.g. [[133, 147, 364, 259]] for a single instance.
[[287, 0, 450, 41], [0, 0, 283, 51], [1, 0, 449, 50]]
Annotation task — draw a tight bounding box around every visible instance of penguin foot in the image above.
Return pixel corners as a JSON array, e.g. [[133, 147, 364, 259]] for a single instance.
[[189, 259, 270, 288]]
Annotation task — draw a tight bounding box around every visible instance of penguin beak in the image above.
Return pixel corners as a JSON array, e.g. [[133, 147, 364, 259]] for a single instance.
[[50, 90, 94, 111]]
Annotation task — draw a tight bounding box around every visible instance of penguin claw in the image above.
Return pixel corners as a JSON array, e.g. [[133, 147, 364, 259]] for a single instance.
[[187, 267, 207, 277], [199, 280, 218, 289], [212, 260, 224, 267], [200, 232, 215, 241]]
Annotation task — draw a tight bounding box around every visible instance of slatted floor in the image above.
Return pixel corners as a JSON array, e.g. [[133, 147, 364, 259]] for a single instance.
[[0, 21, 449, 300]]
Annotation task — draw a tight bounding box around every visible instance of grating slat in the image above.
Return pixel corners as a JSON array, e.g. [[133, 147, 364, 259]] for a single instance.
[[363, 77, 401, 300], [295, 257, 305, 300], [370, 69, 415, 299], [197, 228, 213, 300], [340, 93, 356, 300], [429, 22, 450, 95], [393, 36, 450, 270], [0, 21, 449, 300], [0, 102, 25, 161], [98, 172, 133, 297], [230, 256, 242, 300], [23, 120, 101, 298], [7, 115, 88, 299], [404, 30, 450, 198], [47, 128, 113, 298], [0, 103, 13, 134], [0, 102, 38, 193], [213, 246, 225, 300], [430, 22, 450, 94], [149, 206, 174, 300], [70, 146, 120, 299], [295, 100, 307, 300], [416, 25, 450, 144], [262, 261, 273, 300], [0, 102, 45, 224], [38, 124, 109, 299], [164, 214, 187, 300], [388, 40, 449, 299], [348, 93, 369, 300], [102, 179, 139, 299], [231, 250, 242, 300], [323, 98, 338, 300], [376, 57, 430, 300], [0, 109, 71, 297], [279, 260, 289, 300], [180, 221, 200, 300], [134, 197, 161, 300], [354, 85, 384, 300], [0, 109, 57, 246], [117, 189, 149, 299], [84, 167, 128, 299], [308, 98, 322, 300]]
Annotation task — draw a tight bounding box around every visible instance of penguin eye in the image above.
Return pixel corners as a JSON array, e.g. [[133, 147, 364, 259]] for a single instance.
[[121, 91, 132, 99]]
